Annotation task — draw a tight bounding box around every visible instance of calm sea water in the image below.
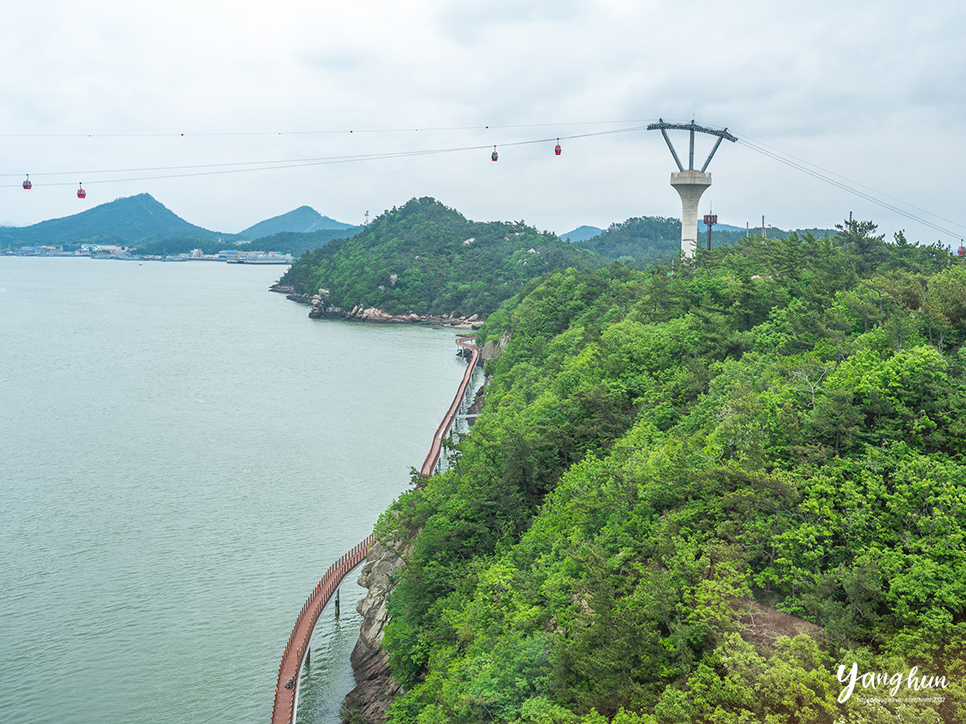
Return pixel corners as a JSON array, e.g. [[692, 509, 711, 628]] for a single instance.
[[0, 257, 469, 724]]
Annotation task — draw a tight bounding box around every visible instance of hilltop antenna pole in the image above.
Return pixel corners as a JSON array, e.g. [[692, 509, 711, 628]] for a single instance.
[[647, 119, 737, 258], [703, 211, 717, 251]]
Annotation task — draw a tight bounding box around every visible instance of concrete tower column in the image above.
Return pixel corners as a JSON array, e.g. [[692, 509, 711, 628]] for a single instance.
[[670, 170, 712, 258]]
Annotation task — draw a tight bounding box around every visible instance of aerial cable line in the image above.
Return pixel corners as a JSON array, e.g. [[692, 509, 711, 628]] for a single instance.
[[0, 119, 659, 139], [737, 136, 964, 240], [1, 125, 651, 186], [16, 118, 952, 241], [739, 133, 966, 236], [744, 140, 959, 238]]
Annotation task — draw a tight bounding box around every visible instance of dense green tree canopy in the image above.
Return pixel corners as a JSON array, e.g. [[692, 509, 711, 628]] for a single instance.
[[371, 220, 966, 724]]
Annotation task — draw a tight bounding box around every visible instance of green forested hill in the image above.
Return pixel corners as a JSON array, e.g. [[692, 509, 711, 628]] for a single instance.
[[374, 220, 966, 724], [574, 215, 683, 262], [576, 216, 834, 265], [277, 197, 602, 317]]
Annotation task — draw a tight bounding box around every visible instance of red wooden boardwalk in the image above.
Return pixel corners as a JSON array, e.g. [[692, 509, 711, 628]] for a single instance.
[[270, 536, 374, 724], [270, 335, 479, 723], [420, 335, 480, 477]]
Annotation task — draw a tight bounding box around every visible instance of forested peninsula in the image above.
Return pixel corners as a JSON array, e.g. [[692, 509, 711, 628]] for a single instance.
[[278, 197, 601, 318], [355, 221, 966, 724]]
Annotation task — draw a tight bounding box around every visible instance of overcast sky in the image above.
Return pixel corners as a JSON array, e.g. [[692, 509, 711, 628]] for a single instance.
[[2, 0, 964, 245]]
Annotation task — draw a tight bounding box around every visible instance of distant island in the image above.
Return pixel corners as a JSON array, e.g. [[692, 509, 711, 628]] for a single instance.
[[275, 197, 604, 320], [559, 225, 603, 242]]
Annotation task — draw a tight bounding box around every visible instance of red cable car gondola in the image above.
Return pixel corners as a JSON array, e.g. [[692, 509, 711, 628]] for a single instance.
[[77, 183, 86, 199], [491, 145, 498, 162], [959, 244, 965, 257], [554, 139, 561, 156], [23, 175, 31, 190]]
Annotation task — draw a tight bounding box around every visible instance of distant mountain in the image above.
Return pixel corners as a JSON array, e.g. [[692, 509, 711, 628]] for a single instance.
[[560, 225, 603, 242], [699, 221, 745, 233], [237, 206, 354, 240], [0, 193, 227, 248], [0, 194, 358, 252]]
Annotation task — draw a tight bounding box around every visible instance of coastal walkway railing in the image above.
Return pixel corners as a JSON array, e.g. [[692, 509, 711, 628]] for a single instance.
[[270, 536, 374, 724], [270, 335, 480, 724], [419, 335, 480, 477]]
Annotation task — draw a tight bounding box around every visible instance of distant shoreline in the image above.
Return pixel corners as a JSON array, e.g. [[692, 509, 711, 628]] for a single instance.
[[270, 284, 484, 329]]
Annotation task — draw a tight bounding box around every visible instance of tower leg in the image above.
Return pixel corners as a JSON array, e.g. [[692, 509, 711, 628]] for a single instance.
[[670, 171, 712, 259]]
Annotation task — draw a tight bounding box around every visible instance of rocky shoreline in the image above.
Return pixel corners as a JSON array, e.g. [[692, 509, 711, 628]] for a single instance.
[[270, 285, 484, 329]]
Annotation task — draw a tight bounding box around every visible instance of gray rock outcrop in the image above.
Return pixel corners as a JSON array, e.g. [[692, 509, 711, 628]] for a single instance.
[[308, 298, 484, 328], [341, 539, 408, 724], [481, 328, 511, 362]]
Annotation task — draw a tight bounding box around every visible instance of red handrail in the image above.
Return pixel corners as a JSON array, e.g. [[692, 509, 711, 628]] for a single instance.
[[270, 535, 375, 724], [420, 336, 479, 477]]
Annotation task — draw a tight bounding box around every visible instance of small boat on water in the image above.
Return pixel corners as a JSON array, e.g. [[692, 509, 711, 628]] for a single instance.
[[225, 251, 294, 265]]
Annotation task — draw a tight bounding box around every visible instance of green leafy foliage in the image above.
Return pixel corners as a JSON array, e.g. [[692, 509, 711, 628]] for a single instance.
[[375, 220, 966, 724]]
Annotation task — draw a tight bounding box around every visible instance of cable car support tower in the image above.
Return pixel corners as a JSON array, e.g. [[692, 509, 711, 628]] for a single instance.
[[647, 119, 737, 258]]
